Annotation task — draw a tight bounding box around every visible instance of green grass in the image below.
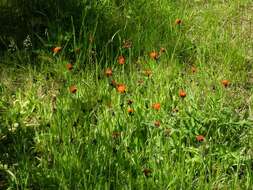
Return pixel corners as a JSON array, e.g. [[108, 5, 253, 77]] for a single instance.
[[0, 1, 253, 189]]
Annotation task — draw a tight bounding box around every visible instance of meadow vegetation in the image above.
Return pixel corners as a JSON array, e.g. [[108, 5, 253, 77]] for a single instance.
[[0, 0, 253, 189]]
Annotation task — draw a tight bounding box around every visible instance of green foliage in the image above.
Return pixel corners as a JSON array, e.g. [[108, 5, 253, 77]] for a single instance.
[[0, 0, 253, 189]]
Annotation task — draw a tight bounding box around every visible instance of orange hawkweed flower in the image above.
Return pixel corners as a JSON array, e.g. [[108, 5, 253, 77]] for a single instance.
[[66, 63, 73, 71], [118, 55, 125, 65], [179, 90, 186, 98], [144, 69, 152, 77], [154, 120, 161, 127], [149, 51, 159, 60], [105, 68, 113, 77], [152, 103, 161, 111], [127, 108, 134, 115], [196, 135, 205, 142], [69, 85, 77, 94], [221, 80, 229, 87], [143, 168, 152, 177], [116, 84, 126, 93], [175, 18, 182, 25], [191, 66, 197, 73], [52, 46, 62, 53]]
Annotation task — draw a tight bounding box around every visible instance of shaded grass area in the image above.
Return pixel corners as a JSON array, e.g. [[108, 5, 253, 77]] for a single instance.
[[0, 0, 253, 189]]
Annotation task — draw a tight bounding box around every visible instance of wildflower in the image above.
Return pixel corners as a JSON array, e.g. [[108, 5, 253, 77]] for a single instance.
[[23, 35, 32, 50], [118, 55, 126, 65], [221, 80, 229, 87], [144, 69, 152, 77], [69, 85, 77, 94], [191, 66, 197, 73], [152, 103, 161, 111], [149, 51, 159, 60], [175, 18, 182, 25], [179, 90, 186, 98], [196, 135, 205, 142], [52, 46, 62, 54], [117, 84, 126, 93], [105, 68, 113, 77], [127, 108, 134, 115], [143, 168, 152, 177], [154, 120, 161, 127], [66, 63, 73, 71]]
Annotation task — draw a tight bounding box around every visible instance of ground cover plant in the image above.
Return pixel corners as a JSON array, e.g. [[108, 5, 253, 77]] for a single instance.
[[0, 0, 253, 189]]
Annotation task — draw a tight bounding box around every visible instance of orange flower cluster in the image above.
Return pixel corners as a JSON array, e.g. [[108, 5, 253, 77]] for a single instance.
[[118, 55, 126, 65], [149, 51, 159, 60], [196, 135, 205, 142], [69, 85, 77, 94], [152, 103, 161, 111], [52, 46, 62, 54]]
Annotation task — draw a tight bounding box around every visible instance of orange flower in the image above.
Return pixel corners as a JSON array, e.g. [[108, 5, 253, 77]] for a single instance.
[[118, 55, 125, 65], [66, 63, 73, 71], [69, 85, 77, 94], [196, 135, 205, 142], [221, 80, 229, 87], [152, 103, 161, 111], [179, 90, 186, 98], [105, 68, 113, 77], [127, 108, 134, 115], [52, 46, 62, 53], [144, 69, 152, 77], [175, 18, 182, 25], [116, 84, 126, 93], [191, 66, 197, 73], [149, 51, 159, 60], [143, 168, 152, 177], [154, 120, 161, 127]]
